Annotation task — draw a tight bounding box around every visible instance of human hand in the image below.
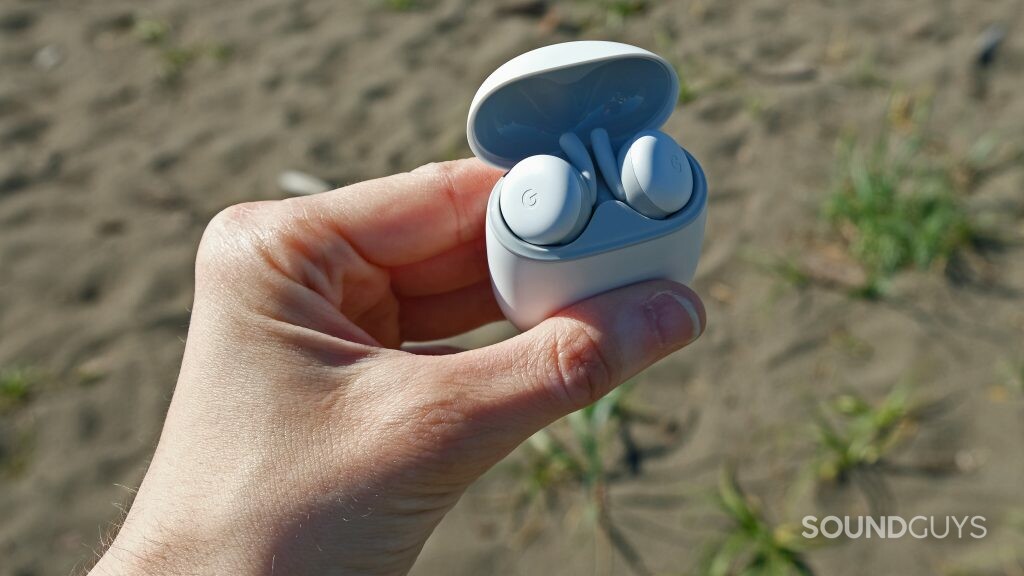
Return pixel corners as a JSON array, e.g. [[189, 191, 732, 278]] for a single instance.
[[89, 159, 705, 576]]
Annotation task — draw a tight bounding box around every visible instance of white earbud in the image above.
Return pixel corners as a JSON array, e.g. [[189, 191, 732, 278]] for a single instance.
[[500, 129, 693, 246], [499, 154, 591, 246], [558, 132, 597, 208], [591, 127, 627, 201], [618, 130, 693, 218], [592, 128, 693, 219]]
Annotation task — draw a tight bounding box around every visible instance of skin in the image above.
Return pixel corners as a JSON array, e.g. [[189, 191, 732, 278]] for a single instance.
[[88, 159, 705, 576]]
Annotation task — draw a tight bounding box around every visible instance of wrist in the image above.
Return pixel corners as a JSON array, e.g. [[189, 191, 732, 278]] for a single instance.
[[88, 515, 255, 576], [87, 494, 436, 576]]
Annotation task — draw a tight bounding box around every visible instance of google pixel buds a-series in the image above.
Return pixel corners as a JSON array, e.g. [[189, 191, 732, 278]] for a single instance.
[[502, 128, 690, 245], [499, 153, 591, 246], [619, 130, 694, 217], [499, 133, 598, 246], [468, 41, 709, 329], [591, 128, 693, 219]]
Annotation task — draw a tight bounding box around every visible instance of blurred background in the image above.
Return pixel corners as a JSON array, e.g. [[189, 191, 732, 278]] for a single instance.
[[1, 1, 1022, 575]]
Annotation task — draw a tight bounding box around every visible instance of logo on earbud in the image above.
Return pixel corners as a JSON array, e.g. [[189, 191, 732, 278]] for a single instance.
[[670, 154, 684, 173], [522, 189, 538, 208]]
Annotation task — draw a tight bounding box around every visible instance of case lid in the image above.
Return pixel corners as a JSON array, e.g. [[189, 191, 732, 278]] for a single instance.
[[468, 41, 679, 169]]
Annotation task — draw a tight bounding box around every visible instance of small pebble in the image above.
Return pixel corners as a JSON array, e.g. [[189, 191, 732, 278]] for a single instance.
[[33, 44, 64, 71], [278, 170, 331, 196], [496, 0, 548, 17], [760, 61, 817, 82], [975, 23, 1005, 68]]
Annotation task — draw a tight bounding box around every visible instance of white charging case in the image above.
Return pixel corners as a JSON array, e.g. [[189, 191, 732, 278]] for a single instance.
[[468, 41, 708, 329]]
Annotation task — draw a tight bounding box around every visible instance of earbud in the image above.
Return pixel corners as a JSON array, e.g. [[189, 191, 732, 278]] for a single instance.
[[592, 128, 693, 219], [500, 129, 693, 246], [591, 128, 626, 202], [499, 154, 591, 246], [618, 130, 693, 218], [558, 132, 597, 208]]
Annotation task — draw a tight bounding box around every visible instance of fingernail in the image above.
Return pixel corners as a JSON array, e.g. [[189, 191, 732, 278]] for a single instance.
[[644, 290, 703, 348]]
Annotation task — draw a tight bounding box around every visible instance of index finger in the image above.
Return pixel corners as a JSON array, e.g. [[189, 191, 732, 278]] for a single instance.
[[301, 158, 503, 268]]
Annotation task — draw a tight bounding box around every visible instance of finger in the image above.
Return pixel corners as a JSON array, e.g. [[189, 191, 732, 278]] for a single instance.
[[389, 238, 489, 297], [401, 344, 467, 356], [302, 159, 503, 268], [398, 280, 504, 342], [440, 280, 704, 436]]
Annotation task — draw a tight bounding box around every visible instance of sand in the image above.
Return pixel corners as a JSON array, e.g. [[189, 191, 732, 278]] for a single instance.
[[1, 1, 1023, 574]]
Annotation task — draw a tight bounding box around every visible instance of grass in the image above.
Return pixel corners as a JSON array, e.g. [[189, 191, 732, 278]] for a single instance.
[[514, 383, 663, 574], [767, 256, 811, 289], [846, 51, 888, 89], [132, 17, 233, 87], [997, 360, 1024, 397], [520, 383, 632, 503], [654, 30, 699, 106], [157, 46, 201, 85], [378, 0, 420, 10], [0, 366, 35, 413], [602, 0, 648, 24], [0, 366, 38, 478], [678, 72, 698, 105], [0, 426, 34, 479], [580, 0, 649, 29], [743, 249, 812, 295], [825, 96, 975, 294], [811, 385, 940, 484], [133, 17, 170, 45], [701, 469, 814, 576], [946, 510, 1024, 575]]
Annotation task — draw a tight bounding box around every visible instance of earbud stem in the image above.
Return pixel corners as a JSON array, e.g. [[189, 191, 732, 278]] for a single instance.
[[558, 132, 597, 206], [589, 128, 626, 201]]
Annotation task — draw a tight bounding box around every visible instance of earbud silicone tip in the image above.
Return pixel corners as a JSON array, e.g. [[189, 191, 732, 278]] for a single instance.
[[499, 155, 590, 246], [618, 130, 693, 219]]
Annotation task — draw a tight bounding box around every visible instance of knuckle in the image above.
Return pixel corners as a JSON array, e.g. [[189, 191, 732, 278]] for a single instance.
[[542, 320, 616, 409], [413, 160, 450, 177], [196, 201, 277, 273], [400, 384, 482, 468], [415, 392, 474, 446], [204, 201, 274, 239]]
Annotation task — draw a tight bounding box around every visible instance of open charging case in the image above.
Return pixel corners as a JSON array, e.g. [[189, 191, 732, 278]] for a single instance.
[[468, 41, 708, 329]]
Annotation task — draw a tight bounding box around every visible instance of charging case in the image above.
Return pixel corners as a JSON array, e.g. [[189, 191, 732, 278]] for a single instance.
[[468, 41, 708, 329]]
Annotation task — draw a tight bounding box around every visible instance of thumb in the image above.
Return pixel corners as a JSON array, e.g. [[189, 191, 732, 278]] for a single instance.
[[450, 279, 705, 438]]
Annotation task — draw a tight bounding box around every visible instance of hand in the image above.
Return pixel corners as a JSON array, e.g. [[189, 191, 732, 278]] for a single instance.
[[89, 159, 705, 576]]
